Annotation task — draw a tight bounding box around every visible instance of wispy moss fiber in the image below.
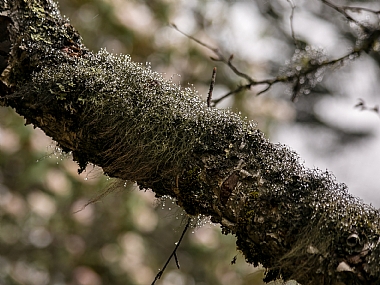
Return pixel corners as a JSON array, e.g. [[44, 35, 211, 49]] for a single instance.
[[14, 48, 380, 283], [21, 49, 257, 185], [4, 0, 380, 283]]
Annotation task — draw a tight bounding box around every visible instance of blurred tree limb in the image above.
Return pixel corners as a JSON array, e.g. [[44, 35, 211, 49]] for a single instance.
[[173, 1, 380, 105], [1, 1, 380, 284]]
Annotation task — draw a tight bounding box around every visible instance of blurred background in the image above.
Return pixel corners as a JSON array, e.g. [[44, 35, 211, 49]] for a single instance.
[[0, 0, 379, 284]]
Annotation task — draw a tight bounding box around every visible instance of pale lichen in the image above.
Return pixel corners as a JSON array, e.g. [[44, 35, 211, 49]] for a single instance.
[[2, 0, 380, 284]]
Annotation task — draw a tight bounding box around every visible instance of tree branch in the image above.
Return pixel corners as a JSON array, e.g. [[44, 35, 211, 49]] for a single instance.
[[1, 1, 380, 284], [174, 1, 380, 104]]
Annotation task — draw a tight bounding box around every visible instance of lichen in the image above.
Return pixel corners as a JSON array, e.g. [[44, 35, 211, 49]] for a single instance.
[[3, 0, 380, 283]]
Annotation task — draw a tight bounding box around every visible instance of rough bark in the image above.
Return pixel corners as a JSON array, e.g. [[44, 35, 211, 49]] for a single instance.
[[1, 1, 380, 284]]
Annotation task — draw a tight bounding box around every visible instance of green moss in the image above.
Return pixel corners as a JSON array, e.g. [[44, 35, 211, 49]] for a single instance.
[[4, 1, 380, 282], [13, 43, 380, 285]]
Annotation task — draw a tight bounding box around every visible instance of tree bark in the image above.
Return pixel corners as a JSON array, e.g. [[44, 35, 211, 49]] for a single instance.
[[1, 1, 380, 284]]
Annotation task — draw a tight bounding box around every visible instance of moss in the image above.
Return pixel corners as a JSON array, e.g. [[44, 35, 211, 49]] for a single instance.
[[3, 0, 380, 283]]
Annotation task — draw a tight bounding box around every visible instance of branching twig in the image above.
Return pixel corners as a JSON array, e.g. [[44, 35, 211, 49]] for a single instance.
[[172, 1, 379, 105], [320, 0, 380, 33], [151, 218, 191, 285], [171, 24, 283, 104], [321, 0, 367, 29], [320, 0, 380, 55]]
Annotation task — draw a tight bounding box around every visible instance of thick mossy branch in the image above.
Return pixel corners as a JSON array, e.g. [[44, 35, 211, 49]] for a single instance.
[[1, 1, 380, 284], [12, 49, 258, 190]]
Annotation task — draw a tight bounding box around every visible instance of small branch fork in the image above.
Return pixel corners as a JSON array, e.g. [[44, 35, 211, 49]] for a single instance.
[[171, 24, 285, 105], [172, 1, 380, 106], [151, 218, 191, 285]]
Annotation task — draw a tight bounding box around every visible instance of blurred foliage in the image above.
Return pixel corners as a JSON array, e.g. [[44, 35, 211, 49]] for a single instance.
[[1, 0, 380, 284]]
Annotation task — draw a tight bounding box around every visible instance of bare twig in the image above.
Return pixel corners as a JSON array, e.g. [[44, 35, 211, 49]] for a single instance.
[[320, 1, 380, 54], [286, 0, 298, 47], [171, 24, 282, 104], [151, 218, 191, 285], [174, 253, 180, 269], [212, 84, 251, 106], [355, 98, 380, 117], [211, 77, 285, 106], [321, 0, 362, 26], [171, 23, 219, 54], [343, 6, 380, 16], [172, 2, 378, 105], [207, 67, 217, 107], [171, 23, 258, 86], [320, 0, 380, 19], [320, 0, 371, 32]]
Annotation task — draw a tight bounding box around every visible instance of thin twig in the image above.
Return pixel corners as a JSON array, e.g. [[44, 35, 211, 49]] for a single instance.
[[171, 23, 257, 85], [225, 54, 255, 83], [207, 67, 217, 107], [343, 6, 380, 15], [355, 98, 380, 117], [321, 0, 380, 19], [212, 84, 250, 106], [286, 0, 298, 47], [256, 84, 272, 96], [171, 23, 219, 54], [151, 218, 191, 285], [321, 0, 370, 31], [171, 24, 281, 104], [172, 7, 373, 105], [174, 253, 180, 269]]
